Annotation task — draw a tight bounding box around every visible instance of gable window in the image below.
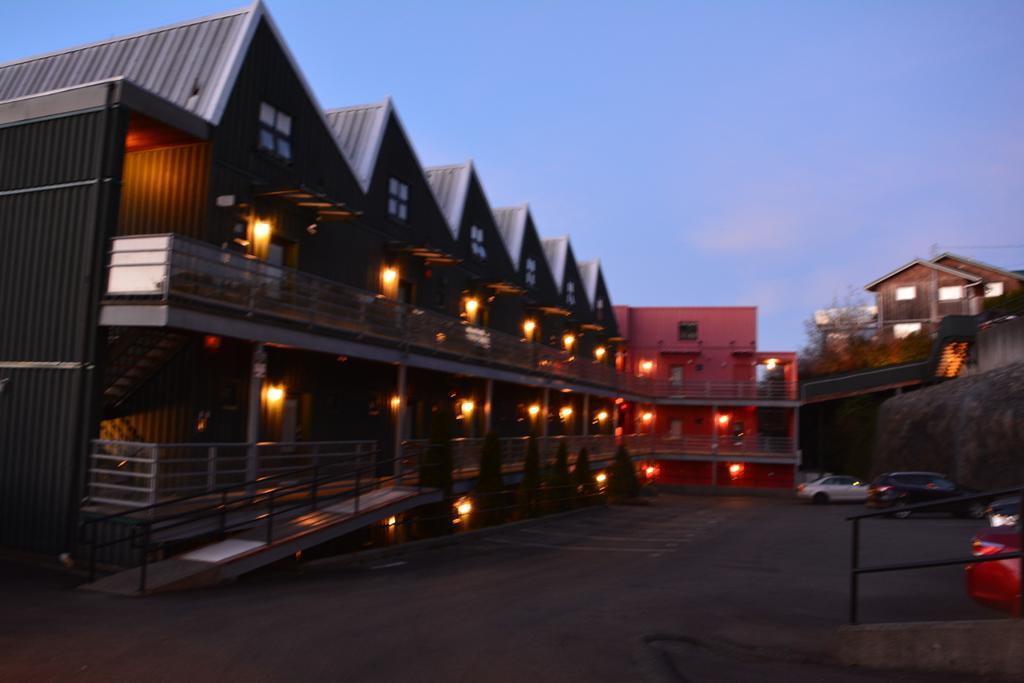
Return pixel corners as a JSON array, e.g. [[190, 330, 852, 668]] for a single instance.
[[893, 322, 922, 339], [258, 102, 292, 160], [938, 285, 963, 301], [984, 282, 1004, 298], [595, 297, 605, 321], [470, 225, 487, 260], [524, 257, 537, 288], [387, 177, 409, 223], [895, 286, 916, 301], [678, 321, 698, 340], [565, 281, 576, 307]]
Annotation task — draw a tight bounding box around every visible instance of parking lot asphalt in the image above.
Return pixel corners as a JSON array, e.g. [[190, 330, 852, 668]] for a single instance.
[[0, 494, 1007, 682]]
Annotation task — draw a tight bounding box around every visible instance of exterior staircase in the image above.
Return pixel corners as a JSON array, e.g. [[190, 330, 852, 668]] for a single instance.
[[103, 328, 189, 408]]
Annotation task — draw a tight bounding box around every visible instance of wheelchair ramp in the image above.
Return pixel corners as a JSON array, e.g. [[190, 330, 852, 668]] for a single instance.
[[85, 486, 441, 595]]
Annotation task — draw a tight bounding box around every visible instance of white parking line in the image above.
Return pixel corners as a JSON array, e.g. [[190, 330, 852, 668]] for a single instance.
[[484, 537, 677, 553], [518, 527, 698, 543]]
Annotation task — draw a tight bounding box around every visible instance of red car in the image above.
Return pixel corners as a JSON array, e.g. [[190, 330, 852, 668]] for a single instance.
[[966, 528, 1021, 616]]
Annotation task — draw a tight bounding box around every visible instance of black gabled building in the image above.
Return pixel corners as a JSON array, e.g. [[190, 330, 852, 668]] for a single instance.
[[0, 1, 641, 556]]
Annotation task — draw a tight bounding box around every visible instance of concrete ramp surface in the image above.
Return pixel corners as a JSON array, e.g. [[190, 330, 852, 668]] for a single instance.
[[85, 486, 441, 595]]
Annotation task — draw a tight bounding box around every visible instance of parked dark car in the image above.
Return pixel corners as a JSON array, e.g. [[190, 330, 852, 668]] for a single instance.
[[866, 472, 987, 519], [966, 527, 1021, 617], [987, 497, 1021, 528]]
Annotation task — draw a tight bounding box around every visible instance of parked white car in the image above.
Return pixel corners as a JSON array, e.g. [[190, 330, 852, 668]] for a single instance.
[[797, 475, 868, 504]]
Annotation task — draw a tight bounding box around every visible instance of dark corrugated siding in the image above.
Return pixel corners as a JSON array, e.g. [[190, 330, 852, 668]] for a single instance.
[[0, 107, 123, 553], [0, 368, 84, 553], [0, 112, 103, 190], [0, 185, 96, 360], [118, 143, 210, 238]]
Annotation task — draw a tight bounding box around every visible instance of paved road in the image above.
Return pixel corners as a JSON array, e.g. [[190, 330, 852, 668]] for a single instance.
[[0, 494, 1007, 681]]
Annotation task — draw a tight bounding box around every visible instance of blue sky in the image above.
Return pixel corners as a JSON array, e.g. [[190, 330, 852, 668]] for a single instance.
[[3, 1, 1022, 350]]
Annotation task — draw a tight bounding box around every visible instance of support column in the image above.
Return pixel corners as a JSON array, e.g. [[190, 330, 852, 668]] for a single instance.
[[541, 387, 550, 438], [394, 364, 407, 478], [246, 344, 266, 490], [710, 402, 718, 490], [582, 394, 590, 437], [483, 378, 493, 434]]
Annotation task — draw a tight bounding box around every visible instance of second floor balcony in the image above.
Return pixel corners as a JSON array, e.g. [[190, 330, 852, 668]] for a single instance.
[[102, 234, 798, 403]]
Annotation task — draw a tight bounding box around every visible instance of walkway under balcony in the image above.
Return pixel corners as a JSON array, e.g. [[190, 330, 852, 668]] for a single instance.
[[99, 235, 798, 405]]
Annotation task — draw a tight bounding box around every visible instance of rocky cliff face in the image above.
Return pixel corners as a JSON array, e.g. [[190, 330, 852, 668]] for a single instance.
[[873, 361, 1024, 489]]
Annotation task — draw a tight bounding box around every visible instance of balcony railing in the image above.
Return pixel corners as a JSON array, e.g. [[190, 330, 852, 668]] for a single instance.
[[88, 433, 797, 508], [621, 434, 797, 458], [103, 234, 796, 401], [88, 439, 378, 507]]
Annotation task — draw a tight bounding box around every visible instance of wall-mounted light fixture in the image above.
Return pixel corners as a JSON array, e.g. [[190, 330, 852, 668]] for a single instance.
[[559, 406, 573, 420], [265, 385, 285, 403], [562, 333, 576, 351], [596, 410, 609, 424], [594, 346, 606, 361], [523, 319, 537, 340], [528, 404, 541, 418], [640, 360, 654, 374]]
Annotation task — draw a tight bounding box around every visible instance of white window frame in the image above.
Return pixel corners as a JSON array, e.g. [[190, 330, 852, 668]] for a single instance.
[[470, 225, 487, 260], [938, 285, 963, 301], [387, 177, 409, 223], [565, 281, 576, 306], [893, 322, 922, 339], [895, 286, 916, 301], [524, 257, 537, 288], [984, 282, 1004, 298], [258, 102, 292, 160]]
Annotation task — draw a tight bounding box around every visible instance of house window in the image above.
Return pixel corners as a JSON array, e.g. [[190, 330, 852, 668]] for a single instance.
[[387, 177, 409, 223], [470, 225, 487, 260], [565, 281, 576, 307], [895, 286, 916, 301], [258, 102, 292, 160], [524, 257, 537, 288], [984, 282, 1004, 298], [938, 285, 963, 301], [678, 321, 698, 340], [595, 297, 605, 321], [893, 322, 922, 339], [669, 366, 683, 385]]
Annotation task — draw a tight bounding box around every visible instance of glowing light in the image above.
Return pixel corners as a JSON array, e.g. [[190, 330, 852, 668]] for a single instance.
[[265, 385, 285, 403], [464, 298, 479, 316], [203, 335, 221, 351], [640, 360, 654, 373], [460, 400, 475, 417], [641, 411, 654, 424], [645, 465, 656, 477], [456, 499, 472, 515], [390, 395, 401, 411], [528, 404, 541, 418], [559, 406, 573, 420], [563, 333, 576, 350], [382, 267, 398, 285], [594, 346, 606, 360], [386, 516, 397, 527], [253, 221, 271, 240], [523, 319, 537, 337], [595, 473, 607, 484], [717, 414, 730, 426], [596, 410, 609, 423], [728, 463, 744, 480], [765, 358, 778, 371]]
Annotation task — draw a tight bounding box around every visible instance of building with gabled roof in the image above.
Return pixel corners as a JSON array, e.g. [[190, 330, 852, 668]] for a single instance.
[[0, 2, 800, 562], [865, 253, 1022, 339]]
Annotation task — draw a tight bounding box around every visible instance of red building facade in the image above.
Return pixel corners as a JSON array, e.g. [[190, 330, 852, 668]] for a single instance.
[[614, 306, 800, 490]]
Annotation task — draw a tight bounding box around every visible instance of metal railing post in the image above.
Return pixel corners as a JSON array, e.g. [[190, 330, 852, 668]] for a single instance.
[[206, 446, 216, 492], [266, 491, 275, 545], [138, 523, 151, 593], [354, 466, 362, 515], [850, 517, 860, 624], [148, 445, 159, 507]]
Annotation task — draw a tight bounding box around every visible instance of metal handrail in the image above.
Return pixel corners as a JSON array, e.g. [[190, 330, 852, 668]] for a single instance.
[[846, 485, 1024, 624], [80, 448, 422, 592], [103, 234, 797, 401]]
